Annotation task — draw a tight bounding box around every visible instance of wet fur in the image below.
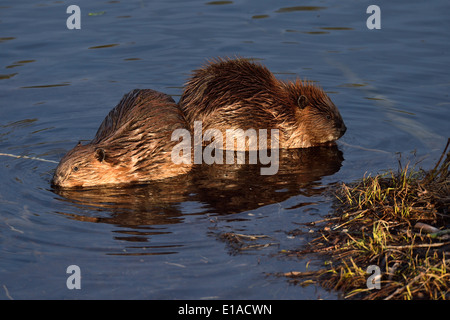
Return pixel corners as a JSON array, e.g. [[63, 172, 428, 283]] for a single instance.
[[52, 89, 191, 188], [52, 58, 346, 188], [179, 57, 346, 149]]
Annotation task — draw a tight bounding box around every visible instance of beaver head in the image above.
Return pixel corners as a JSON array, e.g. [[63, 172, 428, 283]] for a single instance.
[[51, 142, 120, 188], [281, 80, 347, 148]]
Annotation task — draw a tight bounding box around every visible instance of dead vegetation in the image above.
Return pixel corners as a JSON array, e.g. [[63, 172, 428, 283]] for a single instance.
[[219, 232, 278, 254], [280, 139, 450, 299]]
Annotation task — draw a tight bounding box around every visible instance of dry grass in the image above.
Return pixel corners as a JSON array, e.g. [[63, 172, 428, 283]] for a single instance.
[[281, 139, 450, 299]]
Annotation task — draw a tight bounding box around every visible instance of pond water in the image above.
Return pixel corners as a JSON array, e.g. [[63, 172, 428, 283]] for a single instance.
[[0, 0, 448, 299]]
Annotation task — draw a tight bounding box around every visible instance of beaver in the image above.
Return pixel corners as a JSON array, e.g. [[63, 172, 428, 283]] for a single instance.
[[178, 57, 346, 150], [51, 89, 191, 188]]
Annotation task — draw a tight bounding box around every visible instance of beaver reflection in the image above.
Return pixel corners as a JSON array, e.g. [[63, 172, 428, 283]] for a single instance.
[[54, 174, 194, 229], [53, 145, 343, 230], [191, 145, 343, 214]]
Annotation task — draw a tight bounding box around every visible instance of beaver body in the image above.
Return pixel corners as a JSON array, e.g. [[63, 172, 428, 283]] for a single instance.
[[179, 58, 346, 150], [52, 58, 347, 188], [52, 89, 191, 188]]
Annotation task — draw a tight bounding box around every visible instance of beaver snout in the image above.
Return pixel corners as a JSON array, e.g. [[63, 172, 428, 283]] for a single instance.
[[340, 123, 347, 136], [51, 173, 68, 188], [51, 170, 69, 188], [50, 169, 61, 187]]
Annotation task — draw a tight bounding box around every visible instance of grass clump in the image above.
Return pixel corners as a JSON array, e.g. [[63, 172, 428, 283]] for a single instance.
[[283, 139, 450, 299]]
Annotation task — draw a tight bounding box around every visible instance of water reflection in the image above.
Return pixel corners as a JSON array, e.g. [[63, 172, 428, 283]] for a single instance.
[[53, 145, 344, 231], [55, 175, 193, 227], [192, 146, 344, 214]]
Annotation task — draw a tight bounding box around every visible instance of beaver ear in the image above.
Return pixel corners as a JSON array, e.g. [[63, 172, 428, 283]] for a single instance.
[[95, 148, 106, 162], [297, 95, 308, 109]]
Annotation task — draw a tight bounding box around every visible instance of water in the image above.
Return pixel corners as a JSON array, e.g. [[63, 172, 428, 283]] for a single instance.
[[0, 0, 449, 299]]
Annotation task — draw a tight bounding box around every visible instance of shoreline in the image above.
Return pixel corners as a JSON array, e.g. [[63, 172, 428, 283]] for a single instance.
[[281, 138, 449, 299]]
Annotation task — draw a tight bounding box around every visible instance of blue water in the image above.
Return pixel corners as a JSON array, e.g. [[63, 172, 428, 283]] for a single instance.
[[0, 0, 448, 299]]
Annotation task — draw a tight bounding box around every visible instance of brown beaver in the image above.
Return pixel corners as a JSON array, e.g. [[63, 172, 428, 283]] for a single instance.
[[51, 89, 191, 188], [179, 57, 346, 150]]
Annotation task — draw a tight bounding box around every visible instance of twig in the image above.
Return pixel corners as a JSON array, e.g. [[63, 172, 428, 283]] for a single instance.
[[0, 152, 58, 164], [423, 137, 450, 182], [385, 242, 450, 250], [2, 285, 13, 300]]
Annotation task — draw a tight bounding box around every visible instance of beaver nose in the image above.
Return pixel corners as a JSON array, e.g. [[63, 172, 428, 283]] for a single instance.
[[51, 176, 58, 187], [340, 123, 347, 136], [51, 173, 61, 187]]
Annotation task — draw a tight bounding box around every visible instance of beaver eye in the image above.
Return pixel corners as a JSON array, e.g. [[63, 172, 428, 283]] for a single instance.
[[73, 166, 79, 172]]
